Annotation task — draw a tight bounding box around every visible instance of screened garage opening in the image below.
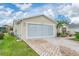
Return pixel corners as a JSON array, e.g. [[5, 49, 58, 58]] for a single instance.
[[28, 23, 53, 39]]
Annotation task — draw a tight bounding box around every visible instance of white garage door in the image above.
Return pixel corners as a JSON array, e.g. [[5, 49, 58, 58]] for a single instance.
[[28, 24, 53, 39]]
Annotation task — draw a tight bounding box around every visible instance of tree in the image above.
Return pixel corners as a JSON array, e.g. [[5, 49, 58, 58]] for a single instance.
[[56, 20, 70, 37]]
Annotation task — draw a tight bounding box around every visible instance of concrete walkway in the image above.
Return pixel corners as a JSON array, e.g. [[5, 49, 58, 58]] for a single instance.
[[46, 37, 79, 52], [25, 38, 79, 56], [46, 37, 79, 56]]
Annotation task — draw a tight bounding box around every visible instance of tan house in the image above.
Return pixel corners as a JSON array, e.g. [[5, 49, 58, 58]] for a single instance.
[[13, 14, 57, 40]]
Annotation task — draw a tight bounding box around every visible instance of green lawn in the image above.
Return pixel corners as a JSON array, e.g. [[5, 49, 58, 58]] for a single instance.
[[0, 33, 38, 56]]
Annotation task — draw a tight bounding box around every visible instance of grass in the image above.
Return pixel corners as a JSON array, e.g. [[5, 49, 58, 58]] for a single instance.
[[0, 33, 38, 56], [71, 32, 79, 41], [74, 32, 79, 41]]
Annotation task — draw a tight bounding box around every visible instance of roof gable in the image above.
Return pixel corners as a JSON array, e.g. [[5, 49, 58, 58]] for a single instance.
[[15, 14, 57, 24]]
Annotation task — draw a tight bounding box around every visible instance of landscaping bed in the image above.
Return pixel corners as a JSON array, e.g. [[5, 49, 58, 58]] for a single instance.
[[0, 33, 38, 56]]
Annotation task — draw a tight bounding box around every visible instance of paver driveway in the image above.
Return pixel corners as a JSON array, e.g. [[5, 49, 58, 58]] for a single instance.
[[26, 39, 62, 56], [25, 38, 79, 56]]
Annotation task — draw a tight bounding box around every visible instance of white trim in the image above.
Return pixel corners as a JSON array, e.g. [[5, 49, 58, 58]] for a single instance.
[[28, 36, 54, 39], [26, 22, 53, 25], [25, 24, 28, 39]]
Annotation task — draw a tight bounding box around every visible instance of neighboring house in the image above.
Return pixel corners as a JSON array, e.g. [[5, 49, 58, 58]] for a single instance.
[[0, 26, 6, 33], [3, 25, 13, 33], [1, 20, 14, 33], [13, 14, 57, 40]]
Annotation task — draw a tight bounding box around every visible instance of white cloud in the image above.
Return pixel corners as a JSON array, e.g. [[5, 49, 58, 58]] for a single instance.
[[61, 3, 79, 18], [0, 19, 13, 26], [14, 11, 24, 19], [0, 3, 79, 25], [72, 3, 79, 8], [0, 19, 7, 25], [52, 4, 79, 24], [0, 5, 14, 25], [6, 7, 14, 16], [57, 4, 72, 17], [14, 3, 32, 11], [64, 3, 79, 24], [12, 11, 29, 20], [47, 9, 54, 15], [43, 9, 55, 17], [70, 17, 79, 24], [43, 4, 79, 24], [5, 19, 14, 26], [0, 6, 14, 17], [15, 11, 23, 16], [0, 10, 12, 17]]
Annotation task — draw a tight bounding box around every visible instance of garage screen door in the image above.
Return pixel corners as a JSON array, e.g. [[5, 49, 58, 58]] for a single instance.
[[28, 24, 53, 39]]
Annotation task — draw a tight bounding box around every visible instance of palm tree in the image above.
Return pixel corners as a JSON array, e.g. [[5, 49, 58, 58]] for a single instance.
[[57, 20, 69, 37]]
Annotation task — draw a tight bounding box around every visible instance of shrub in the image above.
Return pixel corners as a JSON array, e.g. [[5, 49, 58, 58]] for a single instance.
[[74, 32, 79, 41], [0, 32, 4, 39], [57, 32, 67, 37], [57, 33, 61, 37], [60, 33, 66, 37]]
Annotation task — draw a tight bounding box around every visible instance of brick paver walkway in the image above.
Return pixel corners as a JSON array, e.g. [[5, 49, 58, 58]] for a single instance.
[[26, 39, 62, 56]]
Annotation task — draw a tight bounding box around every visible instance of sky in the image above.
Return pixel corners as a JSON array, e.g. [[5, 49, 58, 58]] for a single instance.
[[0, 3, 79, 26]]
